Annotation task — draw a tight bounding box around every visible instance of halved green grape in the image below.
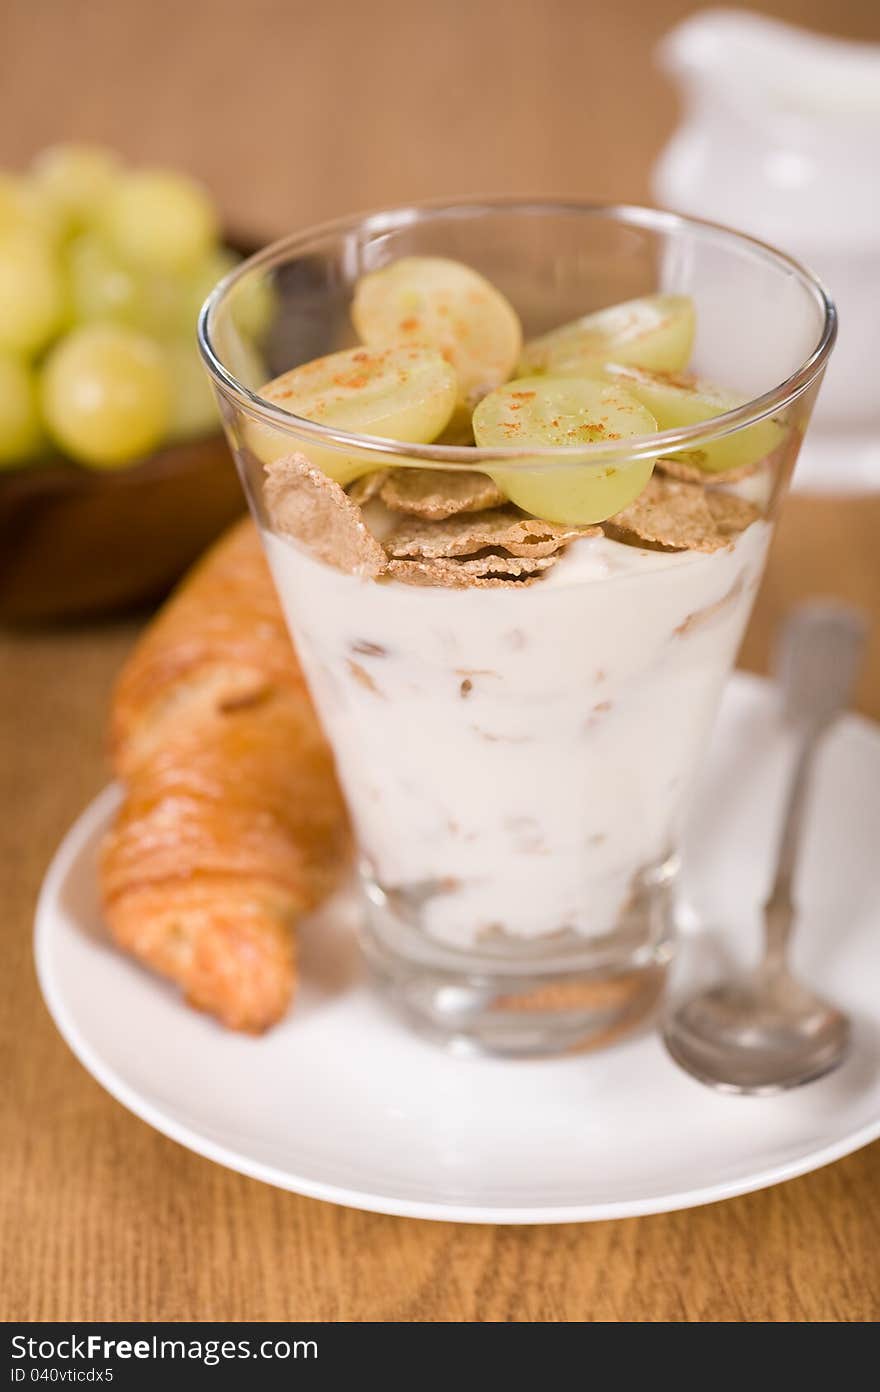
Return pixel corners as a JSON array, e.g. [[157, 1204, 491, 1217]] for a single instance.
[[41, 324, 170, 468], [351, 256, 521, 419], [249, 345, 458, 486], [165, 340, 219, 441], [67, 233, 142, 325], [0, 355, 44, 465], [472, 376, 659, 525], [520, 294, 695, 378], [0, 231, 66, 355], [100, 169, 218, 273], [31, 144, 120, 235], [604, 364, 783, 473]]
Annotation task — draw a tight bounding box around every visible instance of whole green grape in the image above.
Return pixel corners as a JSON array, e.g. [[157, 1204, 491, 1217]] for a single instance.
[[0, 230, 66, 355], [41, 324, 171, 467], [229, 265, 275, 341], [157, 247, 239, 338], [0, 173, 63, 245], [166, 341, 219, 441], [67, 234, 142, 326], [100, 169, 219, 273], [187, 252, 275, 341], [0, 355, 44, 465], [30, 144, 120, 236]]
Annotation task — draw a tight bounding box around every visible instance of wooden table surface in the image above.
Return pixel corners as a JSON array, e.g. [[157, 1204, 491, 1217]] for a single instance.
[[2, 0, 880, 1324]]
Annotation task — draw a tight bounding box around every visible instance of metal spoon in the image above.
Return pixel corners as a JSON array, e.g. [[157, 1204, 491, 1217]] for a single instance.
[[663, 602, 868, 1094]]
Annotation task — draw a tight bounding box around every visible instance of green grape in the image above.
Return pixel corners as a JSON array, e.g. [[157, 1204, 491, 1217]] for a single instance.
[[0, 172, 62, 244], [130, 249, 251, 342], [67, 234, 141, 325], [520, 294, 695, 377], [472, 376, 659, 525], [210, 305, 268, 390], [182, 247, 239, 333], [132, 270, 187, 338], [30, 144, 120, 234], [155, 246, 239, 338], [0, 230, 66, 355], [352, 256, 521, 422], [0, 355, 44, 465], [249, 345, 458, 486], [604, 364, 784, 473], [229, 265, 275, 342], [100, 169, 218, 273], [165, 340, 219, 441], [41, 324, 170, 468]]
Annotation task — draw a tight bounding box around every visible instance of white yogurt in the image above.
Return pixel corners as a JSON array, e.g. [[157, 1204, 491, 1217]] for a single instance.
[[264, 522, 770, 948]]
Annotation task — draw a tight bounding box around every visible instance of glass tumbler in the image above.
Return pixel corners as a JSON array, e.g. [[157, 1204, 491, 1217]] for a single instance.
[[199, 200, 835, 1056]]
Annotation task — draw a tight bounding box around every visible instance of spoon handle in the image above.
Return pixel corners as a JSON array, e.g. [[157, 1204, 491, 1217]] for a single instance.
[[762, 603, 868, 974], [762, 736, 819, 972]]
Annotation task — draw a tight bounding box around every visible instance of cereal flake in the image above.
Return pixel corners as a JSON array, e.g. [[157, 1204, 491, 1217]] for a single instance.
[[346, 469, 389, 505], [657, 452, 767, 485], [387, 552, 557, 589], [380, 468, 505, 519], [603, 474, 758, 553], [264, 454, 387, 577], [386, 506, 598, 560]]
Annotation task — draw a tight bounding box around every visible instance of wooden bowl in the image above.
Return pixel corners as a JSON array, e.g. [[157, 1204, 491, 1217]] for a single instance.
[[0, 436, 247, 624], [0, 235, 260, 626]]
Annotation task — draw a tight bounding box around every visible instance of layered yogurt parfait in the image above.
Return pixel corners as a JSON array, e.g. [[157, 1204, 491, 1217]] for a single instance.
[[200, 202, 834, 1054]]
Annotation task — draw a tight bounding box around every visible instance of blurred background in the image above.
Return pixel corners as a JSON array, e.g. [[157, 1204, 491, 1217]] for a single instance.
[[4, 0, 878, 225]]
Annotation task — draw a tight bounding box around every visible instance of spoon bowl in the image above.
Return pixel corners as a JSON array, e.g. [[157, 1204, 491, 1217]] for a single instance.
[[664, 975, 851, 1094]]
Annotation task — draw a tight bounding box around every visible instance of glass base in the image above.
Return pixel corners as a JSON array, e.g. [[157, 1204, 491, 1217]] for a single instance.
[[359, 863, 677, 1057]]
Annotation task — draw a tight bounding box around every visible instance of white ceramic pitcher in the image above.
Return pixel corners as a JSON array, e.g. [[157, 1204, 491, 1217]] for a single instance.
[[654, 9, 880, 492]]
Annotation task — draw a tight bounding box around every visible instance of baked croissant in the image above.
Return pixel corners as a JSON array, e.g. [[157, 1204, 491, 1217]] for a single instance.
[[100, 516, 350, 1031]]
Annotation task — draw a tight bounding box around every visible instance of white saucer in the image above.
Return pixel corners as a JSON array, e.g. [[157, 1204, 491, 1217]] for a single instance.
[[35, 674, 880, 1224]]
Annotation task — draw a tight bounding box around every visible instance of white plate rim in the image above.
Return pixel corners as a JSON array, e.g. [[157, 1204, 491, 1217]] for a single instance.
[[34, 676, 880, 1224]]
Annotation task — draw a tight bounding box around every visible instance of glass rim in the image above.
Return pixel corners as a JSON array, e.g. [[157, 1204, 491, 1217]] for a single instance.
[[198, 197, 837, 468]]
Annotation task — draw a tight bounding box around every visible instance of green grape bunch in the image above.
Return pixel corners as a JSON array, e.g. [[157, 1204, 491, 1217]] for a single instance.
[[0, 144, 270, 472]]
